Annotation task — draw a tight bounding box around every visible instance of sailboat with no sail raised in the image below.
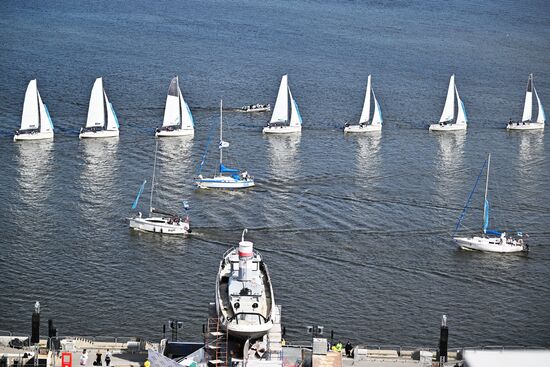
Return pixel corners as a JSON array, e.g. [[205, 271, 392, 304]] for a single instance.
[[79, 77, 120, 139], [155, 76, 195, 137], [429, 74, 467, 131], [195, 100, 255, 189], [263, 74, 302, 134], [344, 75, 383, 133], [453, 154, 528, 253], [14, 80, 54, 141], [129, 141, 191, 234], [507, 74, 545, 130]]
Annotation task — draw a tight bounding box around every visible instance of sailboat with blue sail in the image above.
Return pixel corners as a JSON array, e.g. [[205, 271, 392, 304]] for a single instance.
[[453, 154, 528, 253], [195, 100, 255, 189], [129, 141, 191, 234]]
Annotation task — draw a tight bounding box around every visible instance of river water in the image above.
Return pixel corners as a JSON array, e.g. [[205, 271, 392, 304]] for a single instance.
[[1, 0, 549, 347]]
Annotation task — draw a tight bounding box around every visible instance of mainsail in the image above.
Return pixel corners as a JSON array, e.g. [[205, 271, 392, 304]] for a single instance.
[[271, 75, 289, 123], [439, 74, 456, 123], [86, 78, 106, 128], [359, 75, 372, 124], [522, 74, 533, 122], [21, 80, 53, 133]]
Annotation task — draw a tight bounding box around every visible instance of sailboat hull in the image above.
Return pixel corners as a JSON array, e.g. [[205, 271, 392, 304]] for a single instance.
[[129, 216, 190, 234], [506, 122, 544, 130], [195, 176, 255, 189], [155, 128, 194, 137], [429, 123, 467, 131], [13, 131, 54, 142], [79, 129, 119, 139], [262, 125, 301, 134], [344, 124, 381, 133], [453, 236, 527, 253]]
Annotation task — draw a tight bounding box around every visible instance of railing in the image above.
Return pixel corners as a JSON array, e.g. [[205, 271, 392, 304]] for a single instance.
[[227, 312, 269, 324]]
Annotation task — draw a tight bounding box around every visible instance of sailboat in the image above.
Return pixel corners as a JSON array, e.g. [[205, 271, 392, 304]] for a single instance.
[[429, 74, 468, 131], [507, 74, 545, 130], [344, 75, 383, 133], [216, 229, 275, 340], [79, 77, 120, 138], [13, 80, 54, 141], [453, 154, 528, 253], [195, 100, 255, 189], [263, 74, 302, 134], [129, 141, 191, 234], [155, 76, 195, 137]]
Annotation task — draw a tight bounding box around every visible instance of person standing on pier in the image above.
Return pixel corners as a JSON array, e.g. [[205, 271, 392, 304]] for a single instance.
[[105, 350, 112, 366]]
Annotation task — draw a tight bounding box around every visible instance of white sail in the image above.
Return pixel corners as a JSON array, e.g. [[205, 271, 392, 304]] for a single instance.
[[270, 74, 289, 123], [371, 90, 383, 125], [86, 78, 106, 128], [162, 77, 181, 127], [179, 93, 194, 129], [359, 75, 372, 124], [535, 88, 546, 124], [455, 86, 467, 124], [439, 74, 455, 123], [104, 92, 119, 131], [522, 75, 533, 122], [37, 91, 53, 133], [289, 89, 302, 127], [21, 80, 40, 130]]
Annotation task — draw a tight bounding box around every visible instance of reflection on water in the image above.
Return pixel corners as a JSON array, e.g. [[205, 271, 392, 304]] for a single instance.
[[354, 132, 382, 180], [15, 141, 54, 206], [78, 139, 120, 225], [265, 134, 301, 183], [435, 132, 466, 195], [518, 131, 544, 174], [154, 137, 194, 210]]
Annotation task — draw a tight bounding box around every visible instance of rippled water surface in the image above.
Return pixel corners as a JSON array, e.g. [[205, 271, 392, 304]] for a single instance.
[[1, 0, 550, 347]]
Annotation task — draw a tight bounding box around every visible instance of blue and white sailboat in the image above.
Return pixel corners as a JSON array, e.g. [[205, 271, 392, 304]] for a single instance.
[[507, 74, 545, 130], [129, 141, 191, 234], [453, 154, 528, 253], [195, 100, 255, 189], [14, 79, 55, 141], [263, 74, 302, 134]]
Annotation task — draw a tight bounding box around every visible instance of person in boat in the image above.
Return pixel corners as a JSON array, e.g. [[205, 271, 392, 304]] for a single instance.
[[509, 118, 513, 125], [345, 341, 353, 357], [242, 171, 248, 179], [344, 122, 350, 129]]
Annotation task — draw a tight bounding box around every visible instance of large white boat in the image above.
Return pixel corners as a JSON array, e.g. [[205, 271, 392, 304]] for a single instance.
[[507, 74, 545, 131], [195, 100, 255, 189], [453, 154, 528, 253], [14, 80, 54, 142], [129, 142, 191, 235], [429, 74, 468, 131], [156, 76, 195, 137], [344, 75, 383, 133], [263, 75, 302, 134], [216, 229, 275, 340], [79, 78, 120, 139]]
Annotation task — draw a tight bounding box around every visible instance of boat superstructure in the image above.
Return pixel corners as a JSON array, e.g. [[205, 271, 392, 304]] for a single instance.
[[344, 75, 383, 133], [79, 78, 119, 139], [429, 74, 468, 131], [14, 80, 54, 141], [507, 74, 545, 130], [263, 75, 302, 134], [156, 76, 195, 137], [453, 154, 528, 253], [216, 230, 275, 340]]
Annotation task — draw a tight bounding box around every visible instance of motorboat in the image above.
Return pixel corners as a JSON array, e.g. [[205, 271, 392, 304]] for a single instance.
[[241, 104, 271, 113]]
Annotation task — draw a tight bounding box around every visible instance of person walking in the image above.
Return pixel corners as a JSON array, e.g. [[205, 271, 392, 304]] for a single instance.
[[105, 350, 112, 366], [80, 350, 89, 366]]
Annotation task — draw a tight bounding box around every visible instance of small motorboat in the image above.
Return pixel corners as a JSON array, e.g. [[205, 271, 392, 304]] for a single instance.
[[216, 229, 275, 340], [241, 104, 271, 113]]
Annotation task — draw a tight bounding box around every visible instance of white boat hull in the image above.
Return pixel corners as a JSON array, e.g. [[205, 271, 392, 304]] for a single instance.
[[344, 124, 381, 133], [506, 122, 544, 130], [453, 236, 527, 253], [129, 216, 190, 234], [79, 129, 119, 139], [155, 128, 194, 137], [13, 131, 54, 141], [429, 123, 467, 131], [195, 176, 255, 189], [262, 125, 301, 134]]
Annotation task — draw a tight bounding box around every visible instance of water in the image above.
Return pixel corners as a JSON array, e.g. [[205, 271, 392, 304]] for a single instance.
[[1, 0, 550, 347]]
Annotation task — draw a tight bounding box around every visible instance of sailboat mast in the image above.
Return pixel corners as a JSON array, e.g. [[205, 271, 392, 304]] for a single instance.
[[150, 140, 159, 213], [177, 76, 183, 128], [482, 154, 491, 230], [219, 99, 223, 171]]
